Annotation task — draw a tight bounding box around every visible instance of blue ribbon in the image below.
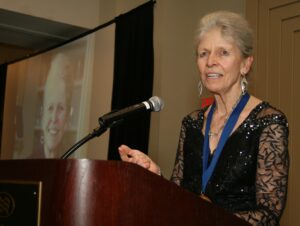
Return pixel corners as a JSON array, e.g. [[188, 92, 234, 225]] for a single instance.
[[202, 93, 250, 193]]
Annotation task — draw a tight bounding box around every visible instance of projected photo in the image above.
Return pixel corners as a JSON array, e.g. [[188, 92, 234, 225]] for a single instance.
[[2, 37, 92, 159], [37, 53, 75, 158]]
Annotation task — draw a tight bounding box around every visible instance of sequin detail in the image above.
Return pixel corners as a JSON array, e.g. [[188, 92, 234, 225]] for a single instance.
[[170, 102, 289, 226]]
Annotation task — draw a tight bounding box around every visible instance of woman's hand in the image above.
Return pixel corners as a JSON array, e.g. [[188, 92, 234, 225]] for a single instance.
[[118, 144, 161, 176]]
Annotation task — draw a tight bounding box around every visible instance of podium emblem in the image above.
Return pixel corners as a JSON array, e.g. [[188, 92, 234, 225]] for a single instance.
[[0, 180, 41, 226], [0, 192, 15, 217]]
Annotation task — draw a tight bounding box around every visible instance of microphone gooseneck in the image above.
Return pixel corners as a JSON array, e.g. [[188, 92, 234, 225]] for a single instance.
[[61, 96, 164, 159], [99, 96, 164, 127]]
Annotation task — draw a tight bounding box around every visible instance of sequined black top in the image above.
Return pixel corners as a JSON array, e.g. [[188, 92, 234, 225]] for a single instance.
[[170, 102, 289, 226]]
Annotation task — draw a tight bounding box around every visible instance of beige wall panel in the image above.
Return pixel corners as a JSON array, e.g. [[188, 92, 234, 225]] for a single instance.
[[245, 0, 258, 94], [292, 33, 300, 225], [279, 16, 300, 226], [268, 10, 281, 106], [246, 0, 300, 225], [256, 2, 269, 101]]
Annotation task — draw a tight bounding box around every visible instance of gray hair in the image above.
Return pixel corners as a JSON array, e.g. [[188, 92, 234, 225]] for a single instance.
[[43, 53, 73, 114], [195, 11, 254, 58]]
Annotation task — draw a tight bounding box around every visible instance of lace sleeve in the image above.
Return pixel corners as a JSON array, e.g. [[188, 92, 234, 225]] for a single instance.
[[236, 123, 289, 226], [170, 120, 186, 186]]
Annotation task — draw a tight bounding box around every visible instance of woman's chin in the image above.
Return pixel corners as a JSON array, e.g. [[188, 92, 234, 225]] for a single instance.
[[45, 141, 60, 153]]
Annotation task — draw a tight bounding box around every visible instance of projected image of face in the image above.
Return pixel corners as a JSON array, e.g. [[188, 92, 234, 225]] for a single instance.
[[42, 83, 68, 156], [41, 53, 72, 158]]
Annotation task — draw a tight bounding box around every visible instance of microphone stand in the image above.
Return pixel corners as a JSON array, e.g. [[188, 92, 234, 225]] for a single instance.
[[60, 120, 122, 159]]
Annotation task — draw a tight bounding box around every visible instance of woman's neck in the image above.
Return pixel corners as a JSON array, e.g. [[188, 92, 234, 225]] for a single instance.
[[44, 146, 55, 158], [213, 90, 243, 116]]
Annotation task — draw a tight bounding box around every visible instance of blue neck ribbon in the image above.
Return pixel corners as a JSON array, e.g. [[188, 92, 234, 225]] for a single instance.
[[202, 93, 250, 193]]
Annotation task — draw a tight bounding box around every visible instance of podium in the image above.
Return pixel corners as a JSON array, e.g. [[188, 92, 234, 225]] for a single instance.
[[0, 159, 250, 226]]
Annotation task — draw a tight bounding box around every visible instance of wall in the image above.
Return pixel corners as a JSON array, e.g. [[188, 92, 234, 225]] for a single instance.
[[4, 1, 297, 225], [150, 0, 246, 177], [1, 0, 245, 172], [0, 0, 100, 28]]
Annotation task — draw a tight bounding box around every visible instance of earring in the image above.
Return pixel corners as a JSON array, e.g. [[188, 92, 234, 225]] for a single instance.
[[198, 80, 203, 97], [241, 74, 248, 95]]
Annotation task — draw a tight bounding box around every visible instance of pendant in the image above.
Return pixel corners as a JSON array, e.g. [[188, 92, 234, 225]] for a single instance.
[[208, 131, 218, 137], [199, 193, 211, 202]]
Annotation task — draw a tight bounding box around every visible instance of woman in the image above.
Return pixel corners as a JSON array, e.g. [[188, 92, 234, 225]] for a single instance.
[[119, 11, 289, 226], [39, 53, 73, 158]]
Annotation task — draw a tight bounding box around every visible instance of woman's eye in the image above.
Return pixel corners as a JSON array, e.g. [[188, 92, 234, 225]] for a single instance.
[[198, 51, 208, 58], [58, 105, 65, 112], [220, 49, 229, 56], [48, 105, 54, 112]]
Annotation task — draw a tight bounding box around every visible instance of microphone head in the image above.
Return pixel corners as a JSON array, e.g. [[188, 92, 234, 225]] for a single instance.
[[149, 96, 164, 112]]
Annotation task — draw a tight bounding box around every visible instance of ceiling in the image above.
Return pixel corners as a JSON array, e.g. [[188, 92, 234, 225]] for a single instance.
[[0, 8, 89, 65]]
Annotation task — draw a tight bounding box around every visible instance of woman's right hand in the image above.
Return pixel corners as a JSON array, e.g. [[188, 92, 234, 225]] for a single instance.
[[118, 144, 161, 176]]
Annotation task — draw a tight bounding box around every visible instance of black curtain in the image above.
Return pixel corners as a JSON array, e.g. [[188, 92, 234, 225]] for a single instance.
[[108, 1, 154, 160]]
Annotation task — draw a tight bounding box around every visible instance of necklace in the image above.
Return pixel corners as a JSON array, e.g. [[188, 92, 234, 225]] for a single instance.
[[208, 93, 243, 137], [202, 92, 250, 192]]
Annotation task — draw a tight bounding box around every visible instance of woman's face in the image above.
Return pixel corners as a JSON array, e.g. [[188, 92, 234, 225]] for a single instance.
[[42, 81, 68, 153], [197, 28, 252, 95]]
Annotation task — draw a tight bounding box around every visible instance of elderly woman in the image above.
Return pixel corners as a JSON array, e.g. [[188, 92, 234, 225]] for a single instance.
[[119, 11, 289, 226], [40, 53, 73, 158]]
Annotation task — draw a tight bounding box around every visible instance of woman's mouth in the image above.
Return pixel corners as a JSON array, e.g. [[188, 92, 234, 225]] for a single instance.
[[48, 128, 59, 135], [207, 73, 222, 78]]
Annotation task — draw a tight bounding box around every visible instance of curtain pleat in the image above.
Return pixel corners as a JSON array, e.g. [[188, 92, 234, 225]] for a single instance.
[[108, 1, 154, 160]]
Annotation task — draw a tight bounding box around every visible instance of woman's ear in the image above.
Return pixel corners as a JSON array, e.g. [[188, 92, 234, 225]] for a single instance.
[[241, 56, 254, 74]]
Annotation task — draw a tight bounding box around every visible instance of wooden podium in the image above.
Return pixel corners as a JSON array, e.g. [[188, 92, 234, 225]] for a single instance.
[[0, 159, 250, 226]]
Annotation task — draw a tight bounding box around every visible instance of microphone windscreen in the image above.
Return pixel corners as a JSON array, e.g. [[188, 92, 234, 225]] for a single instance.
[[149, 96, 164, 112]]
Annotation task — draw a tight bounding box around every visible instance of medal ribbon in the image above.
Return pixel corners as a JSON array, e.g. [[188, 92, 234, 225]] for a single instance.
[[202, 93, 250, 192]]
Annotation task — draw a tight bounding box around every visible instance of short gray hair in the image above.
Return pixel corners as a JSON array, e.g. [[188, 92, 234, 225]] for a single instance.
[[196, 11, 254, 58]]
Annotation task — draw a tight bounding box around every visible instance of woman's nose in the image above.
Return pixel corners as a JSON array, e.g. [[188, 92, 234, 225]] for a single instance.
[[50, 108, 59, 121], [206, 53, 217, 67]]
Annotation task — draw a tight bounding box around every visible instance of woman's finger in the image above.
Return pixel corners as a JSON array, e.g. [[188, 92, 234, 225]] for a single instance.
[[118, 145, 151, 169], [118, 145, 132, 161]]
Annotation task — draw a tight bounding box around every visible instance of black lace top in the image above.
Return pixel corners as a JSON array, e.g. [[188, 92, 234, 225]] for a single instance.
[[170, 102, 289, 226]]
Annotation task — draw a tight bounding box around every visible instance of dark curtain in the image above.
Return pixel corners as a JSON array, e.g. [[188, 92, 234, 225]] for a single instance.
[[108, 1, 154, 160], [0, 64, 7, 153]]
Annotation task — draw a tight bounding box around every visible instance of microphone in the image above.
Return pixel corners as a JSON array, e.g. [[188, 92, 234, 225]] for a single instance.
[[99, 96, 164, 127]]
